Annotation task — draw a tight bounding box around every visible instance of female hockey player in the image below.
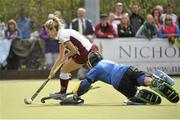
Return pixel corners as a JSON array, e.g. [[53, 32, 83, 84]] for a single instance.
[[44, 17, 97, 98]]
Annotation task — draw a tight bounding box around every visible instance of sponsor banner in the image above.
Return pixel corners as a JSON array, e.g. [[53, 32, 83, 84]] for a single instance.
[[94, 38, 180, 75]]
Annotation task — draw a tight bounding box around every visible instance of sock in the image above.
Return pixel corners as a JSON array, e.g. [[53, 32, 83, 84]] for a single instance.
[[60, 79, 70, 94]]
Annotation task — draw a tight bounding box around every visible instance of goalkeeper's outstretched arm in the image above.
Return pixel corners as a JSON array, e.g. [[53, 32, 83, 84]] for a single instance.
[[73, 78, 95, 96]]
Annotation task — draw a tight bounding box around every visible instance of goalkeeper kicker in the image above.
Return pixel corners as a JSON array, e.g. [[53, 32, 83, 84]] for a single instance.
[[60, 51, 179, 105]]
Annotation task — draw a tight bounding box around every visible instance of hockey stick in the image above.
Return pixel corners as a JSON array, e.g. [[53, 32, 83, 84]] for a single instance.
[[24, 64, 62, 104], [41, 86, 101, 103]]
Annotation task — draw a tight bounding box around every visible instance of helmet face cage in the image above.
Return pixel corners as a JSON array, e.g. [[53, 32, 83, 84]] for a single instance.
[[87, 51, 103, 68]]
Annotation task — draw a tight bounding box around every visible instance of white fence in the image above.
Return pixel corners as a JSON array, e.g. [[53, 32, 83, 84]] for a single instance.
[[94, 38, 180, 75]]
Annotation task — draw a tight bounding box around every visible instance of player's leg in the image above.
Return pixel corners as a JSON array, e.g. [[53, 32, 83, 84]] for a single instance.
[[150, 75, 179, 103], [50, 59, 81, 99], [117, 66, 162, 105], [127, 89, 161, 105], [60, 59, 81, 93], [142, 73, 179, 103], [117, 67, 145, 105]]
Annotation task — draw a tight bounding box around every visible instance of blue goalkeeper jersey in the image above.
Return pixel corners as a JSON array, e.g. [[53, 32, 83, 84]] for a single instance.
[[87, 60, 130, 89]]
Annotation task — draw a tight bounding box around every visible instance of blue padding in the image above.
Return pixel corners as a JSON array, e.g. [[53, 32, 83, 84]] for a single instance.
[[77, 79, 92, 96], [155, 70, 175, 86], [137, 74, 145, 86]]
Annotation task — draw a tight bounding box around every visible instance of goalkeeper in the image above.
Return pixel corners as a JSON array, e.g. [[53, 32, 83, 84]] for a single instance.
[[60, 52, 179, 105]]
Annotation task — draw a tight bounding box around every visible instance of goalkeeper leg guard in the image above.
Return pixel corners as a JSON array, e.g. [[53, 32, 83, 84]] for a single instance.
[[130, 89, 161, 105], [151, 79, 179, 103]]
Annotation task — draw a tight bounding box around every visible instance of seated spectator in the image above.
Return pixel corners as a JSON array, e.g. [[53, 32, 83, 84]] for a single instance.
[[39, 14, 59, 69], [70, 8, 94, 41], [162, 3, 178, 25], [17, 8, 33, 39], [117, 13, 134, 37], [54, 10, 68, 29], [130, 3, 144, 34], [136, 14, 158, 40], [152, 8, 162, 29], [158, 15, 180, 38], [5, 19, 21, 40], [95, 13, 117, 38], [112, 2, 124, 26]]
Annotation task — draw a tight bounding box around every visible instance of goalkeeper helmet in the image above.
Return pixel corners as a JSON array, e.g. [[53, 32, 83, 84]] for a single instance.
[[87, 51, 103, 68]]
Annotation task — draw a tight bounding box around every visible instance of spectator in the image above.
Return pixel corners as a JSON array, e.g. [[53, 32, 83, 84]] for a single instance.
[[39, 14, 59, 69], [158, 15, 180, 38], [95, 13, 117, 38], [4, 19, 21, 69], [0, 19, 8, 70], [179, 16, 180, 28], [151, 8, 162, 29], [136, 14, 158, 40], [70, 8, 94, 41], [117, 13, 134, 37], [162, 3, 178, 25], [5, 19, 21, 40], [0, 19, 6, 40], [17, 8, 33, 39], [108, 12, 118, 34], [130, 3, 144, 34], [54, 10, 68, 29], [155, 5, 164, 15], [112, 2, 124, 26]]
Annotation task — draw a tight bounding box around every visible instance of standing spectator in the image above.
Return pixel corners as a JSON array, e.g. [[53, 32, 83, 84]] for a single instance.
[[130, 3, 144, 34], [117, 13, 134, 37], [158, 15, 180, 38], [54, 10, 68, 29], [17, 8, 33, 39], [155, 5, 164, 15], [5, 19, 21, 69], [152, 8, 162, 29], [179, 16, 180, 28], [136, 14, 158, 40], [95, 13, 117, 39], [162, 3, 178, 25], [0, 19, 8, 70], [39, 14, 59, 69], [112, 2, 124, 26], [5, 19, 21, 40], [70, 8, 94, 41], [0, 19, 6, 40], [108, 12, 118, 34]]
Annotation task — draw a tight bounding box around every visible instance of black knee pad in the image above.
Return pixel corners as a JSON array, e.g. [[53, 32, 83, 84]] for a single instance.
[[133, 89, 162, 105]]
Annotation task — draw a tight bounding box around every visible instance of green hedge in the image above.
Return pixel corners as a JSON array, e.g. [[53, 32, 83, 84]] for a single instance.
[[0, 0, 179, 30]]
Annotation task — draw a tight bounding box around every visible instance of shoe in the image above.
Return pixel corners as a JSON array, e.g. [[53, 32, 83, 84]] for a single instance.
[[49, 92, 66, 100]]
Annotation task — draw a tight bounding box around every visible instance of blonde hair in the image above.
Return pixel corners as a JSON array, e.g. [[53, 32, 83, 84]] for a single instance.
[[44, 16, 64, 31]]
